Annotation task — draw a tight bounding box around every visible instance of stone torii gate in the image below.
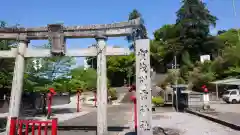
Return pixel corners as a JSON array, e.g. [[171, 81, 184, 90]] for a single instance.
[[0, 19, 152, 135]]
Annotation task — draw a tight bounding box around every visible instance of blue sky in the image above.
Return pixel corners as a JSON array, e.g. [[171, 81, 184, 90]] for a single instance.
[[1, 0, 240, 66]]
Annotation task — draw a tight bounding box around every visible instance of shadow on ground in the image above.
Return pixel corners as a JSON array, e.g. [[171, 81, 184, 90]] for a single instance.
[[20, 107, 76, 117], [57, 125, 129, 131], [0, 118, 6, 132], [51, 108, 75, 114], [125, 132, 136, 135]]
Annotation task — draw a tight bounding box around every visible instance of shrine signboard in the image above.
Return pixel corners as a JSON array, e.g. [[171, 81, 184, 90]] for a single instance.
[[135, 39, 152, 135]]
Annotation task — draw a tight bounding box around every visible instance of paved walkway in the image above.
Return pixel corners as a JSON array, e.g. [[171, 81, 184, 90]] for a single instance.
[[152, 112, 239, 135], [119, 106, 175, 135], [205, 103, 240, 127], [57, 104, 134, 135], [211, 103, 240, 113]]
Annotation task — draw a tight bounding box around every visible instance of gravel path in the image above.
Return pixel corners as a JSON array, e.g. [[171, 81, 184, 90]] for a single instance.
[[152, 112, 240, 135]]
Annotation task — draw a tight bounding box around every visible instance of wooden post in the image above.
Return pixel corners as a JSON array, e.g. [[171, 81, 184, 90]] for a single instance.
[[96, 35, 108, 135], [135, 39, 152, 135], [6, 39, 28, 134]]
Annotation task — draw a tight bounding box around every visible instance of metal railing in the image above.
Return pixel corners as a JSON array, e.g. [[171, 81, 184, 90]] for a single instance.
[[9, 118, 57, 135]]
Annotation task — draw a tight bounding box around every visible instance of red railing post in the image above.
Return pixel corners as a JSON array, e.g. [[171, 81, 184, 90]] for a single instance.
[[32, 123, 35, 135], [25, 121, 29, 135], [10, 118, 58, 135], [18, 120, 23, 135], [47, 93, 52, 119], [38, 123, 41, 135], [9, 117, 17, 135], [51, 118, 58, 135], [47, 88, 56, 118], [131, 96, 137, 132], [44, 122, 48, 135]]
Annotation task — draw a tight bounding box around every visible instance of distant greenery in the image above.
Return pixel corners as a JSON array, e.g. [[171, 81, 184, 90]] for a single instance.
[[153, 0, 240, 91], [108, 88, 117, 100]]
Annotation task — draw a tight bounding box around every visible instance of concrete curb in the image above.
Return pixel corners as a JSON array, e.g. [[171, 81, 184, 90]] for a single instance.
[[185, 109, 240, 131]]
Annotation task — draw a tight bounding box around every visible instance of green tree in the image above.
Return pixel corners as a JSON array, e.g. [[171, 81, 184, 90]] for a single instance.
[[37, 44, 75, 81], [0, 21, 17, 91], [127, 9, 148, 50], [24, 44, 76, 92], [218, 29, 240, 48], [221, 42, 240, 77], [23, 44, 76, 113], [176, 0, 218, 62], [150, 40, 167, 72], [188, 61, 216, 91], [70, 67, 97, 91], [151, 24, 182, 72], [107, 53, 135, 86]]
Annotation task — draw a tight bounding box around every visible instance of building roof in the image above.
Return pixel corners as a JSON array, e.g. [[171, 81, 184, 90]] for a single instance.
[[211, 78, 240, 85]]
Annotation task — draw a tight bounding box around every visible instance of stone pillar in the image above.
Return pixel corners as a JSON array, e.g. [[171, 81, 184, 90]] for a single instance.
[[135, 39, 153, 135], [95, 35, 108, 135], [6, 39, 28, 134]]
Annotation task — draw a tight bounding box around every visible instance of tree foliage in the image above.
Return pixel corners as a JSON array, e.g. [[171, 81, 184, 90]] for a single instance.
[[69, 67, 97, 91], [151, 0, 240, 91], [23, 44, 76, 92], [2, 1, 240, 93], [127, 9, 148, 50], [0, 21, 17, 90], [107, 53, 135, 86]]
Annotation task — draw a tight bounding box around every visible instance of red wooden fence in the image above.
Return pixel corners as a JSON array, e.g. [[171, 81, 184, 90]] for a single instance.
[[9, 117, 57, 135]]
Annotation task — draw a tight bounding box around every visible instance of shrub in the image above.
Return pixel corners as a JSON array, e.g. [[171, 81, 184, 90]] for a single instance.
[[152, 96, 164, 107], [108, 88, 117, 100]]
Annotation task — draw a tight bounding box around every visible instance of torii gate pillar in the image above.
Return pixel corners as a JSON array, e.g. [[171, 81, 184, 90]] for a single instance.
[[96, 35, 108, 135], [6, 39, 29, 134]]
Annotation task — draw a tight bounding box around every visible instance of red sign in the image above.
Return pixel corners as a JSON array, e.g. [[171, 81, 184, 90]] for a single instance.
[[49, 88, 56, 95], [130, 96, 136, 101], [204, 88, 208, 93], [201, 85, 208, 93], [201, 85, 206, 89]]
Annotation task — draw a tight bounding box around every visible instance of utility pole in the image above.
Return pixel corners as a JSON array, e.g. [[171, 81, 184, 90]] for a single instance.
[[174, 55, 179, 112]]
